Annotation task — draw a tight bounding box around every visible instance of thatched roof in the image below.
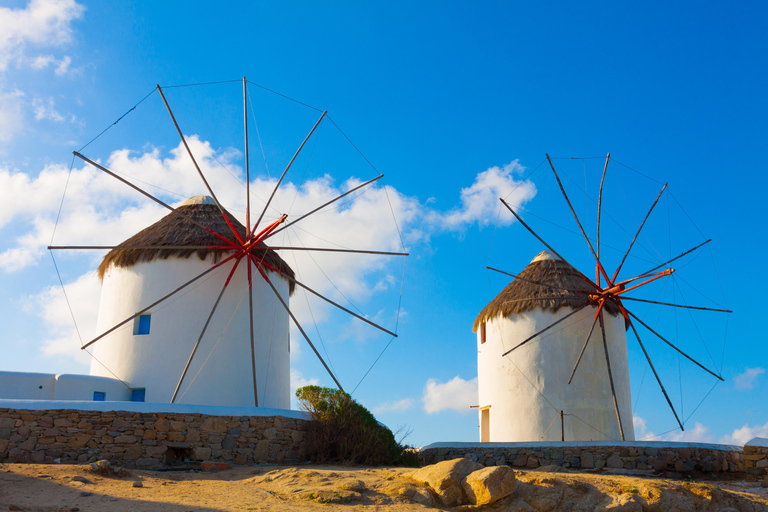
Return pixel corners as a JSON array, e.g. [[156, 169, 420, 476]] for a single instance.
[[473, 251, 621, 332], [98, 196, 295, 294]]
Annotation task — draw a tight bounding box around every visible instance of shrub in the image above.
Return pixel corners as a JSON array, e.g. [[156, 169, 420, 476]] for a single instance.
[[296, 385, 419, 466]]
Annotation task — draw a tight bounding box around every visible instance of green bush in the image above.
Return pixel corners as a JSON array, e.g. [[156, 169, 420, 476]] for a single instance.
[[295, 385, 419, 466]]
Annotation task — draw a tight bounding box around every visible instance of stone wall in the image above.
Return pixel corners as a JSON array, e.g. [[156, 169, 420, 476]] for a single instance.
[[744, 439, 768, 477], [0, 408, 309, 467], [419, 442, 745, 474]]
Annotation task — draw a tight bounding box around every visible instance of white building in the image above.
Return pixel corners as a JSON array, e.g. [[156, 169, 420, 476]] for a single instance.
[[2, 196, 294, 408], [473, 250, 634, 443]]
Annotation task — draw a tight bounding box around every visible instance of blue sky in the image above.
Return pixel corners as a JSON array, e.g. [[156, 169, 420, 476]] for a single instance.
[[0, 0, 766, 447]]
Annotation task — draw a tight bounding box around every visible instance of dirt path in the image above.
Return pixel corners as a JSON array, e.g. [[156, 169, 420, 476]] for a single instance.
[[1, 463, 767, 511]]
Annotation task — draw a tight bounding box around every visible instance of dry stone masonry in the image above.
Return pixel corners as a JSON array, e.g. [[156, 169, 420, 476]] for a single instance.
[[419, 442, 746, 475], [744, 438, 768, 478], [0, 408, 309, 467]]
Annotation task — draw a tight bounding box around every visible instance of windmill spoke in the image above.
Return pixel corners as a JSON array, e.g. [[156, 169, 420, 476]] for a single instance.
[[156, 85, 244, 245], [171, 257, 242, 403], [568, 302, 602, 384], [619, 296, 732, 313], [612, 183, 668, 282], [598, 308, 625, 441], [282, 273, 398, 337], [596, 153, 610, 286], [73, 151, 238, 248], [639, 239, 711, 277], [265, 246, 408, 256], [628, 320, 684, 431], [247, 257, 258, 406], [486, 266, 591, 294], [252, 110, 327, 235], [266, 174, 384, 239], [546, 154, 613, 286], [626, 309, 724, 380], [500, 198, 600, 292], [81, 250, 242, 350], [501, 304, 590, 357], [49, 245, 236, 251], [250, 254, 344, 391]]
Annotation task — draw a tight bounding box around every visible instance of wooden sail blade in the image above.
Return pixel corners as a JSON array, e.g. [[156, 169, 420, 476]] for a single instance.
[[598, 308, 625, 441], [568, 302, 602, 385], [266, 174, 384, 239], [243, 77, 251, 234], [251, 254, 344, 391], [611, 183, 668, 282], [282, 274, 397, 338], [597, 153, 610, 286], [486, 266, 591, 294], [247, 257, 258, 406], [639, 239, 711, 277], [628, 320, 684, 432], [499, 198, 601, 292], [73, 151, 238, 248], [626, 309, 724, 381], [80, 250, 242, 350], [619, 296, 732, 313], [171, 257, 242, 403], [265, 246, 408, 256], [252, 110, 327, 235], [49, 245, 236, 251], [156, 85, 244, 245], [501, 304, 590, 357], [546, 154, 613, 286]]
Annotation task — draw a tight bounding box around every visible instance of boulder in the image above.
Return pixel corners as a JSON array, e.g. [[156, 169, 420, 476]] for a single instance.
[[461, 465, 517, 506], [411, 458, 483, 506]]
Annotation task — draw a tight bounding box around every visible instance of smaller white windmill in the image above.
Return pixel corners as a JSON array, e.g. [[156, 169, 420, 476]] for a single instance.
[[475, 153, 729, 443]]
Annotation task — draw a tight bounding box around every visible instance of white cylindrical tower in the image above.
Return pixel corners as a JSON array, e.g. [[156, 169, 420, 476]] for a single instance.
[[474, 251, 634, 442], [90, 196, 294, 409]]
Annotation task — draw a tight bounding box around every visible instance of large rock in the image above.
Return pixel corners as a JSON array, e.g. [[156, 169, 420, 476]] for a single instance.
[[461, 466, 517, 506], [411, 458, 483, 506]]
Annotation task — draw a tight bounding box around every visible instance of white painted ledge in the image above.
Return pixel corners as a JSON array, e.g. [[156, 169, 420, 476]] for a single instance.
[[420, 440, 742, 452], [746, 437, 768, 448], [0, 399, 311, 421]]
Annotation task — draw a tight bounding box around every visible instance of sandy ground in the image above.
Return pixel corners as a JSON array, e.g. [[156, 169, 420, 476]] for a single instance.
[[1, 462, 767, 511]]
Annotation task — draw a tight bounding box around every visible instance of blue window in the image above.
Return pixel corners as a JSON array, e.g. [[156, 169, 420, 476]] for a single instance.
[[134, 314, 151, 335], [93, 391, 106, 401], [131, 388, 146, 402]]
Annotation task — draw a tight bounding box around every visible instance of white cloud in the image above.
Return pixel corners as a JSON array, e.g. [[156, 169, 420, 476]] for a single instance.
[[0, 0, 85, 72], [437, 160, 536, 230], [664, 422, 714, 443], [1, 138, 536, 367], [25, 271, 99, 364], [633, 415, 657, 441], [422, 376, 478, 414], [54, 55, 71, 75], [733, 367, 765, 391], [373, 398, 415, 414], [290, 369, 319, 409], [32, 97, 64, 121], [718, 421, 768, 446], [0, 89, 25, 142]]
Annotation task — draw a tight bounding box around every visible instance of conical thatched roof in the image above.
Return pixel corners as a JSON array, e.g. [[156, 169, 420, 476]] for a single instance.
[[473, 250, 620, 332], [98, 196, 295, 294]]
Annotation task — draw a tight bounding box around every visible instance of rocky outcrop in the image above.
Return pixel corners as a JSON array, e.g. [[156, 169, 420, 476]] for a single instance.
[[462, 465, 517, 505], [411, 458, 518, 506], [411, 458, 483, 506]]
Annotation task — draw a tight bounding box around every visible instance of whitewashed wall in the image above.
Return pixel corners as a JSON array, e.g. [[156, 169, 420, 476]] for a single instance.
[[90, 256, 290, 408], [477, 306, 635, 442], [0, 372, 55, 400], [53, 374, 131, 401]]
